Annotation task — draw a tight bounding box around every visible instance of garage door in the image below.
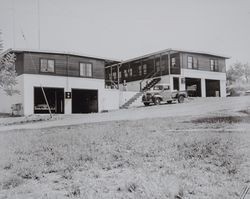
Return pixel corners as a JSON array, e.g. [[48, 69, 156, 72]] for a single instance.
[[34, 87, 64, 114], [206, 80, 220, 97], [185, 78, 201, 97], [72, 89, 98, 113]]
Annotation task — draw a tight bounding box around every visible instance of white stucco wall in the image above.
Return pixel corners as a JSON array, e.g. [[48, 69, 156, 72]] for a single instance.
[[22, 74, 113, 115], [0, 75, 24, 114], [100, 89, 120, 111], [181, 69, 227, 97], [123, 69, 226, 97]]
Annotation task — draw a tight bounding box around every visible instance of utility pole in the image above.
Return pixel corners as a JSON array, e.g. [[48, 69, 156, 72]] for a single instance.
[[37, 0, 41, 49], [12, 0, 15, 48]]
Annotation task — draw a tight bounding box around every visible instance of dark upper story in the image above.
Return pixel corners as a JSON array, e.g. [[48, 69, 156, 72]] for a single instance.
[[2, 49, 119, 79], [105, 49, 230, 83]]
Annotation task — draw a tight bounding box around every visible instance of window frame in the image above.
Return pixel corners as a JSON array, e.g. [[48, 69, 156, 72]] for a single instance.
[[143, 64, 147, 75], [193, 59, 199, 69], [171, 57, 177, 68], [128, 68, 133, 77], [187, 56, 193, 69], [138, 65, 142, 76], [39, 58, 55, 73], [79, 62, 93, 77], [210, 59, 218, 72]]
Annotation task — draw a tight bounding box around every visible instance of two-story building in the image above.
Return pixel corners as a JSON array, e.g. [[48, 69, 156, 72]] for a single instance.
[[0, 48, 230, 115], [105, 49, 229, 99], [0, 48, 122, 115]]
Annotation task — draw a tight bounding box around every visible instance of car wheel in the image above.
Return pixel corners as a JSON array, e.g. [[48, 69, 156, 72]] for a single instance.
[[178, 95, 184, 103], [144, 102, 150, 106], [154, 98, 161, 105]]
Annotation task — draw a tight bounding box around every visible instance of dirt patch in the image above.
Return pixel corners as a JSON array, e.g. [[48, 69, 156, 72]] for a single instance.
[[238, 109, 250, 115], [0, 115, 57, 126], [191, 116, 244, 124]]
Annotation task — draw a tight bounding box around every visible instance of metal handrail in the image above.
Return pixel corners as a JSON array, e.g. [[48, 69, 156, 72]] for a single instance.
[[139, 70, 160, 91]]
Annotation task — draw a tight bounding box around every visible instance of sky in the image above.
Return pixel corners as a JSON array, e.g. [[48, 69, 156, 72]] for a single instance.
[[0, 0, 250, 66]]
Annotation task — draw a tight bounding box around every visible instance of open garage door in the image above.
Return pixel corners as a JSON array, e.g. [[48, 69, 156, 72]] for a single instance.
[[72, 89, 98, 113], [206, 79, 220, 97], [34, 87, 64, 114], [185, 78, 201, 97]]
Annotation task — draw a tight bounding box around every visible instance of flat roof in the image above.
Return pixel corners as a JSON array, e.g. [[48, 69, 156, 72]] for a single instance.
[[0, 48, 121, 64]]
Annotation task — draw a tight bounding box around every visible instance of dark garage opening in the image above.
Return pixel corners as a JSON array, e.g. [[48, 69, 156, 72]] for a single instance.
[[206, 79, 220, 97], [185, 78, 201, 97], [34, 87, 64, 114], [72, 89, 98, 113]]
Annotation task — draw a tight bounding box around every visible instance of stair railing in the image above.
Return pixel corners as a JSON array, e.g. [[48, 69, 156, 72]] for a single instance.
[[139, 70, 161, 91], [105, 79, 119, 89]]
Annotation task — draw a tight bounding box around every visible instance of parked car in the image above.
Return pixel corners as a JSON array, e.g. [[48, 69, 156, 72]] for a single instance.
[[142, 84, 188, 106]]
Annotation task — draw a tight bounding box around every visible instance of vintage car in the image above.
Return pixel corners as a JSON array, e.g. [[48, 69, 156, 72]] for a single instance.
[[142, 83, 188, 106]]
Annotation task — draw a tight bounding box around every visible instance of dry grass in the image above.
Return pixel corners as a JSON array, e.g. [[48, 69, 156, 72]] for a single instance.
[[0, 116, 249, 198]]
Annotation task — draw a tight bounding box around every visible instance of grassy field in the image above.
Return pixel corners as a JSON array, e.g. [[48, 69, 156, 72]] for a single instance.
[[0, 98, 250, 198]]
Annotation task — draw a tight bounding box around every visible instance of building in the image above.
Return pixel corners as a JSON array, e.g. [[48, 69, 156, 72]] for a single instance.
[[105, 49, 229, 107], [0, 49, 127, 115], [0, 48, 230, 115]]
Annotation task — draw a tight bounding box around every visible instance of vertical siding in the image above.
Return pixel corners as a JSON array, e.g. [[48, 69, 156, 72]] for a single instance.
[[21, 52, 105, 79], [181, 53, 226, 72], [15, 53, 24, 75]]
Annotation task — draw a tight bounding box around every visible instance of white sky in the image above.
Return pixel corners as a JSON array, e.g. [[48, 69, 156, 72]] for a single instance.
[[0, 0, 250, 66]]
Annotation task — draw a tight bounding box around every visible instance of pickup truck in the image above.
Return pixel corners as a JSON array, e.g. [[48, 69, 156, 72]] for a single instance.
[[142, 83, 188, 106]]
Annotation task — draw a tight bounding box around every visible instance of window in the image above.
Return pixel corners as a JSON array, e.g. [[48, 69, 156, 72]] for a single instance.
[[156, 60, 160, 72], [138, 65, 142, 76], [188, 56, 193, 69], [210, 59, 218, 71], [124, 69, 128, 78], [112, 72, 117, 80], [161, 55, 167, 72], [171, 57, 176, 67], [143, 64, 147, 75], [193, 59, 198, 69], [129, 68, 133, 77], [80, 62, 93, 77], [40, 59, 55, 73]]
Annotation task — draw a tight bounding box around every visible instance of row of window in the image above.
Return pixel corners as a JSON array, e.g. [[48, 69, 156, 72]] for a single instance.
[[40, 58, 93, 77], [109, 57, 178, 80], [187, 56, 219, 71]]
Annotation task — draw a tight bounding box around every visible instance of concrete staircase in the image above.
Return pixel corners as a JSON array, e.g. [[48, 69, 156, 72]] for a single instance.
[[120, 77, 161, 109], [120, 92, 143, 109]]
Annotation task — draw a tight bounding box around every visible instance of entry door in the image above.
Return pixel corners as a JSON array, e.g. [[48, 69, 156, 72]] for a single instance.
[[173, 77, 179, 91]]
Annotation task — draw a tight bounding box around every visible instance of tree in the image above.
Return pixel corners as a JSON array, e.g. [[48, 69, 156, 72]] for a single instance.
[[227, 62, 250, 84], [242, 63, 250, 83], [0, 31, 18, 95]]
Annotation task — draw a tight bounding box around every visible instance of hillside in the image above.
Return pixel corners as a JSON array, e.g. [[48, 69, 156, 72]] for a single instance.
[[0, 97, 250, 198]]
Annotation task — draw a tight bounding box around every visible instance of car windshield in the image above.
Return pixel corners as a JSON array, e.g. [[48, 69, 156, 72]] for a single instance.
[[153, 85, 163, 90]]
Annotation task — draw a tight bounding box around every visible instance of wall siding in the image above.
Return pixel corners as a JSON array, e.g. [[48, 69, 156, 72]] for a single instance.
[[22, 52, 105, 79], [181, 53, 226, 72], [15, 53, 24, 75]]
